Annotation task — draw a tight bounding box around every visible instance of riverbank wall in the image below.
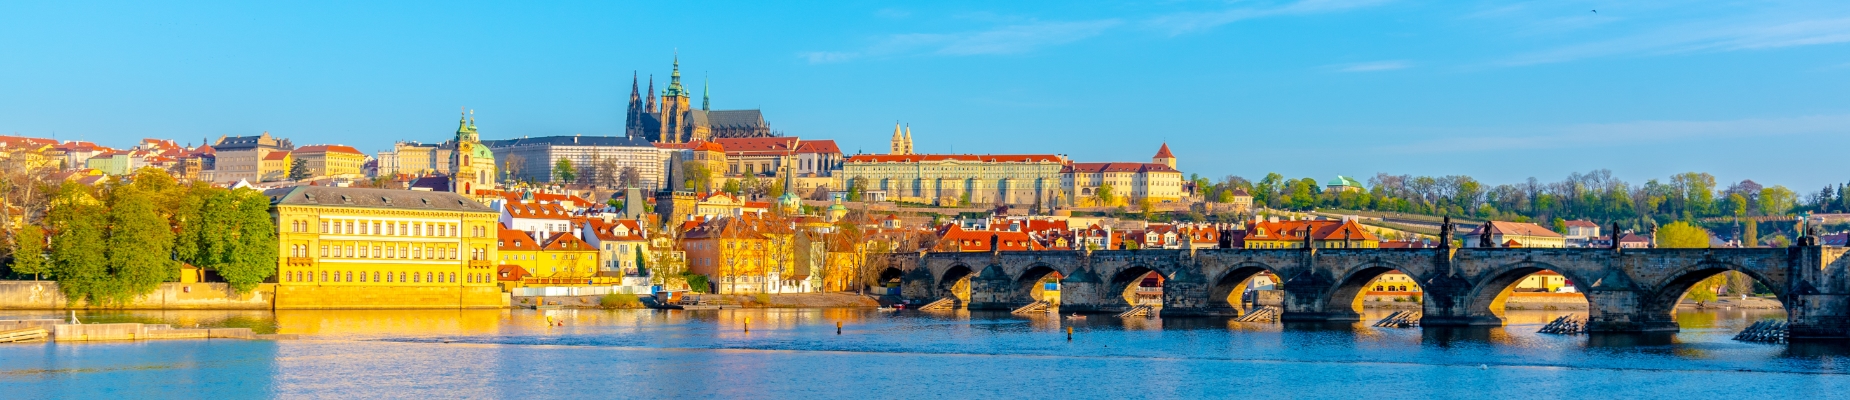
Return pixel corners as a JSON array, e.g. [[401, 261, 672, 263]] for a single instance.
[[0, 281, 508, 310], [0, 281, 274, 310]]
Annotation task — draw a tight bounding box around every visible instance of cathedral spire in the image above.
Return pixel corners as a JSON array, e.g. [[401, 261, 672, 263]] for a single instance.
[[666, 54, 685, 97], [890, 122, 904, 155], [903, 124, 913, 154], [702, 76, 710, 111], [627, 71, 643, 138], [644, 75, 656, 113]]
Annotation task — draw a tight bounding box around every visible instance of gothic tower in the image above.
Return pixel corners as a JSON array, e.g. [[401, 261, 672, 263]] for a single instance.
[[903, 124, 914, 154], [626, 72, 643, 139], [702, 78, 710, 111], [658, 56, 692, 143], [644, 76, 656, 114]]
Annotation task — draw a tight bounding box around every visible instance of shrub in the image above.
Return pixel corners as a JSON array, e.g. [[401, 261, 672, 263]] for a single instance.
[[755, 293, 772, 306], [600, 293, 642, 309], [683, 273, 710, 293]]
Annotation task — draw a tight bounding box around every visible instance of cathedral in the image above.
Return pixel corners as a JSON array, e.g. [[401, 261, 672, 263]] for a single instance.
[[625, 57, 774, 143]]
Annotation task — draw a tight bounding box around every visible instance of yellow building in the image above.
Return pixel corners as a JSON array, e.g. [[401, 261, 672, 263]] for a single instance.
[[294, 144, 368, 179], [268, 186, 503, 308], [496, 227, 603, 286], [260, 151, 293, 182], [1061, 144, 1185, 206]]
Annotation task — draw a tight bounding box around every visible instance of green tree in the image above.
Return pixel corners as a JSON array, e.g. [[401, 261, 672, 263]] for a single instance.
[[1093, 183, 1115, 207], [682, 162, 712, 193], [1688, 274, 1723, 306], [1760, 185, 1796, 216], [554, 158, 577, 183], [103, 183, 176, 305], [179, 188, 278, 293], [1552, 218, 1567, 234], [47, 183, 109, 305], [1727, 193, 1749, 217], [11, 224, 47, 280], [288, 157, 310, 181], [1743, 219, 1759, 247], [722, 179, 743, 196], [633, 246, 647, 275], [1139, 197, 1155, 220], [1657, 221, 1710, 249]]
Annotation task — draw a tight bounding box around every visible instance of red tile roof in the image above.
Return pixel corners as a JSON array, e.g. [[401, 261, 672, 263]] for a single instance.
[[795, 140, 841, 154], [1563, 220, 1599, 228], [846, 154, 1065, 163], [295, 144, 364, 154], [935, 226, 1043, 252], [497, 265, 531, 282], [714, 137, 799, 156], [1468, 221, 1564, 238], [503, 201, 572, 220], [262, 151, 291, 161], [498, 228, 538, 250], [1062, 162, 1179, 173], [1154, 143, 1174, 159], [1244, 219, 1380, 243], [541, 232, 592, 251]]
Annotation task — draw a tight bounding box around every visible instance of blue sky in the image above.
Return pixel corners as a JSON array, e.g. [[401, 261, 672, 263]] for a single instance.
[[4, 1, 1849, 190]]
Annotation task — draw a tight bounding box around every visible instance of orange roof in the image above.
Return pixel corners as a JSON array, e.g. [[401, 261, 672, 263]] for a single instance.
[[1062, 162, 1178, 173], [714, 137, 800, 156], [936, 226, 1043, 252], [541, 232, 592, 251], [0, 135, 56, 149], [1469, 221, 1564, 238], [262, 151, 291, 161], [1154, 143, 1174, 159], [497, 265, 531, 281], [795, 140, 840, 154], [503, 201, 572, 220], [585, 219, 645, 241], [295, 144, 364, 154], [846, 154, 1064, 163], [653, 140, 725, 152], [1245, 219, 1379, 242], [1563, 220, 1599, 228], [498, 228, 538, 250]]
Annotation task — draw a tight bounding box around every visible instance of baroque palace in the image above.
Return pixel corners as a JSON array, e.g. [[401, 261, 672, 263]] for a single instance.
[[269, 186, 504, 308], [842, 124, 1184, 207]]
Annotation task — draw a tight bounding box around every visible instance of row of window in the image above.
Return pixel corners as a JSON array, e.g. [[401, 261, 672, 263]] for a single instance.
[[285, 270, 489, 284], [287, 243, 487, 261], [287, 219, 487, 238]]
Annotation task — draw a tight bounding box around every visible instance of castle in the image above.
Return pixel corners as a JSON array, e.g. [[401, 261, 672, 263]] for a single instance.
[[624, 56, 774, 143]]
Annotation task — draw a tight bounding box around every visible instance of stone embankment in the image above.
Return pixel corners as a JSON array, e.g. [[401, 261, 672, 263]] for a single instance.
[[0, 319, 267, 343], [0, 281, 273, 310], [515, 292, 882, 309]]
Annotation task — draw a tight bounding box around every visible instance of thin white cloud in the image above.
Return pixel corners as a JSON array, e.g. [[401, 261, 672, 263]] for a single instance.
[[801, 19, 1121, 64], [1334, 60, 1410, 72], [1380, 114, 1850, 154], [1498, 15, 1850, 66], [1145, 0, 1394, 35], [802, 0, 1387, 64]]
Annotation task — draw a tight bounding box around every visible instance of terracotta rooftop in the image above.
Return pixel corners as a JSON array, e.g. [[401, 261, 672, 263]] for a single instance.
[[846, 154, 1065, 163]]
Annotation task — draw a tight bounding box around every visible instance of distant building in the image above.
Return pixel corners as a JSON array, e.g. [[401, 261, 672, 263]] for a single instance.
[[484, 135, 667, 188], [1061, 144, 1185, 206], [1241, 218, 1380, 249], [259, 151, 293, 182], [1468, 221, 1567, 248], [448, 112, 496, 194], [376, 141, 451, 177], [624, 57, 774, 143], [1563, 220, 1601, 247], [1327, 175, 1365, 193], [293, 145, 367, 180], [212, 132, 293, 183]]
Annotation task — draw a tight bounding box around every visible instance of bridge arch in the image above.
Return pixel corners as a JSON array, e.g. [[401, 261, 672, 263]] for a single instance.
[[1107, 264, 1171, 309], [1463, 261, 1599, 326], [1014, 263, 1067, 306], [1642, 261, 1788, 321], [1208, 261, 1282, 313], [1320, 261, 1420, 322], [937, 264, 976, 304]]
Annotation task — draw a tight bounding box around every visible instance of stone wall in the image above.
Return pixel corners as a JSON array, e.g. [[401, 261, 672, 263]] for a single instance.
[[274, 285, 506, 309], [0, 281, 274, 310]]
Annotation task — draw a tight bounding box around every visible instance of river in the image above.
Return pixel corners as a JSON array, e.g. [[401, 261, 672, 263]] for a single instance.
[[3, 308, 1848, 398]]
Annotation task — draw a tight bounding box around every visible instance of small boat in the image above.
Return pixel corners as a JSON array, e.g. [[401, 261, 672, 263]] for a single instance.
[[876, 306, 896, 312], [1064, 313, 1087, 321]]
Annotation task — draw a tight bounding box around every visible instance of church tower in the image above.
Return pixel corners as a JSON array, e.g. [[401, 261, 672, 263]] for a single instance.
[[890, 123, 907, 155], [658, 56, 692, 143], [903, 124, 914, 154], [1153, 143, 1176, 169], [450, 109, 495, 195], [625, 72, 643, 139]]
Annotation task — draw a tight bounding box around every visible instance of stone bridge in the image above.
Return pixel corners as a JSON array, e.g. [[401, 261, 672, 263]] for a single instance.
[[887, 246, 1850, 338]]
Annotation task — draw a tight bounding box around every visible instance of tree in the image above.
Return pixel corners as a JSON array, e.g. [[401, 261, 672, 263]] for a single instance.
[[288, 157, 310, 181], [1139, 197, 1155, 220], [1688, 274, 1722, 306], [619, 166, 641, 189], [1744, 219, 1759, 247], [103, 183, 175, 305], [1657, 221, 1710, 249], [554, 158, 577, 183], [1093, 183, 1115, 207], [11, 224, 46, 280], [1760, 185, 1796, 216], [847, 177, 867, 201], [722, 179, 743, 196], [177, 187, 277, 293], [681, 162, 710, 193], [47, 182, 109, 305]]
